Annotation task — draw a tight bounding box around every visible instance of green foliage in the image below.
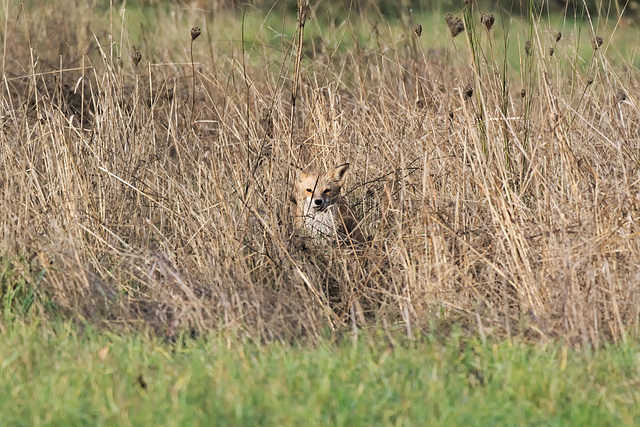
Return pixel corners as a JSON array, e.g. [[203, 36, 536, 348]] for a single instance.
[[0, 255, 44, 318], [1, 324, 640, 425]]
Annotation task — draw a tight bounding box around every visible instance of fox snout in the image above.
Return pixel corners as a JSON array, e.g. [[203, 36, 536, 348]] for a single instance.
[[311, 197, 325, 210], [308, 193, 331, 212]]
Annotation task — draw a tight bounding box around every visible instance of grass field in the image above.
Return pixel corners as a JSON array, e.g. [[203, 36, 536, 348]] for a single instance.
[[1, 0, 640, 423], [1, 322, 639, 426]]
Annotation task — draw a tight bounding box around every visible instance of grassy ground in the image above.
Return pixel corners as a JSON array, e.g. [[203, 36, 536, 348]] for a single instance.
[[1, 322, 639, 426]]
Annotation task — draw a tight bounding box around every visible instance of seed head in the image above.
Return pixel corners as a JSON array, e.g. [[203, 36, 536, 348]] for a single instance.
[[520, 89, 526, 98], [445, 13, 465, 38], [592, 36, 603, 50], [462, 84, 474, 100], [616, 90, 627, 104], [131, 49, 142, 66], [555, 31, 562, 42], [586, 77, 594, 86], [260, 107, 274, 138], [524, 41, 532, 56], [549, 47, 555, 57], [481, 13, 495, 31], [413, 24, 422, 37], [191, 26, 201, 41]]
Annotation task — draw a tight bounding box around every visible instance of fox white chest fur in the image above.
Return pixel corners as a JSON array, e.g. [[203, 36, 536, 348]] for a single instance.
[[299, 197, 341, 238]]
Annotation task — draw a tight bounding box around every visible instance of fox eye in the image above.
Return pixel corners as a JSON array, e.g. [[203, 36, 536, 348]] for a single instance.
[[323, 189, 331, 194], [305, 188, 313, 193]]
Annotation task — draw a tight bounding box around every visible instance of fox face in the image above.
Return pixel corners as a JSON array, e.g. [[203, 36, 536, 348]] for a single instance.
[[297, 163, 348, 215], [293, 163, 364, 243]]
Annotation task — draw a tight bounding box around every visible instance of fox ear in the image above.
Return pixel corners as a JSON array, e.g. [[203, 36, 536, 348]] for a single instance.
[[291, 163, 307, 180], [290, 163, 302, 174], [332, 163, 350, 185]]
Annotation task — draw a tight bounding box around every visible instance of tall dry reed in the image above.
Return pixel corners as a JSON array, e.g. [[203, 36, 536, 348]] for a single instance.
[[0, 1, 639, 345]]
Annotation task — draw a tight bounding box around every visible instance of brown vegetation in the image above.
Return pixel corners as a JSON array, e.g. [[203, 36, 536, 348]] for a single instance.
[[1, 2, 639, 345]]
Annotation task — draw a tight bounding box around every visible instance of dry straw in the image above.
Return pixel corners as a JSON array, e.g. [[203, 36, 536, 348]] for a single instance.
[[0, 2, 639, 345]]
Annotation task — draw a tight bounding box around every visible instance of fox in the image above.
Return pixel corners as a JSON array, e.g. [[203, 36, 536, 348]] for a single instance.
[[292, 163, 365, 244]]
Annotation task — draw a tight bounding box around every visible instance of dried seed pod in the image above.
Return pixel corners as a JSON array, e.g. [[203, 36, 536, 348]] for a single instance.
[[462, 84, 474, 100], [191, 26, 201, 41], [116, 56, 123, 69], [549, 47, 555, 57], [592, 36, 603, 50], [136, 374, 147, 390], [297, 2, 310, 24], [520, 89, 526, 98], [555, 31, 562, 42], [481, 13, 495, 31], [524, 41, 532, 56], [181, 89, 190, 102], [586, 77, 594, 86], [445, 13, 465, 38], [616, 90, 627, 103], [131, 49, 142, 66], [413, 24, 422, 37], [260, 107, 274, 138]]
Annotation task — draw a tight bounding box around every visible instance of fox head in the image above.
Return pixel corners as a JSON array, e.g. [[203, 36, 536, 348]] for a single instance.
[[292, 162, 365, 243], [294, 163, 350, 215]]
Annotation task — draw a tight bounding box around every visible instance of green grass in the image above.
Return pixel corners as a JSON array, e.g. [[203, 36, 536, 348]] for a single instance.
[[112, 1, 640, 80], [0, 255, 45, 320], [1, 323, 639, 426]]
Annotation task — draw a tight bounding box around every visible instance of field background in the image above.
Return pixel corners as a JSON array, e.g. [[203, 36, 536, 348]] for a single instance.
[[1, 0, 640, 341], [2, 0, 640, 424]]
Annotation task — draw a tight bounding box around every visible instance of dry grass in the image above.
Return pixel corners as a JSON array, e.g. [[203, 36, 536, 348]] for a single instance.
[[1, 1, 639, 345]]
